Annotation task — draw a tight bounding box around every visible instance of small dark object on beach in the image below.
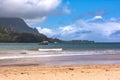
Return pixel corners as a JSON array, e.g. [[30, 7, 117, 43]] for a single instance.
[[20, 52, 27, 54], [68, 68, 74, 70], [21, 72, 24, 74], [105, 69, 109, 71]]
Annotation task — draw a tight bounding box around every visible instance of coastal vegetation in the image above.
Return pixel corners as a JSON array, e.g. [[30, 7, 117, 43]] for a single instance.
[[62, 40, 95, 43], [0, 26, 49, 42], [0, 26, 94, 43]]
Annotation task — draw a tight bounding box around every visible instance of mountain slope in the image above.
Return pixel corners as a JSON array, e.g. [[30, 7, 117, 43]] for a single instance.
[[0, 17, 39, 34], [0, 26, 49, 42], [0, 17, 62, 43]]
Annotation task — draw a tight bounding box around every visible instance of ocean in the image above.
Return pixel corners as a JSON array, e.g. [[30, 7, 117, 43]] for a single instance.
[[0, 42, 120, 66], [0, 42, 120, 50]]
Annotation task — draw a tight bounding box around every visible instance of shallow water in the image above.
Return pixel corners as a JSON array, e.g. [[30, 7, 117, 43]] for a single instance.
[[0, 43, 120, 66], [0, 42, 120, 51]]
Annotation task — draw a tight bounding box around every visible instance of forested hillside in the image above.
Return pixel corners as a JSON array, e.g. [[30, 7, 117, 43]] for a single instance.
[[0, 26, 49, 42]]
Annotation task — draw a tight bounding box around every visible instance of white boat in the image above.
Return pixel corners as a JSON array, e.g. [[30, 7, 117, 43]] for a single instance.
[[38, 48, 62, 52]]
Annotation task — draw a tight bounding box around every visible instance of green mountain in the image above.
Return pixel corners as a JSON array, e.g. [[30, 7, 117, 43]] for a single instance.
[[0, 17, 63, 43], [0, 17, 50, 42], [0, 26, 49, 42]]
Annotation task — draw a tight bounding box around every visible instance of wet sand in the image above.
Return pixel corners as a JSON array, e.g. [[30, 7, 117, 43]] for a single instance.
[[0, 53, 120, 66], [0, 64, 120, 80], [0, 50, 120, 80]]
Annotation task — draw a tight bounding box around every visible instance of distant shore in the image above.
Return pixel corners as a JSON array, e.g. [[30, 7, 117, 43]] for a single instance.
[[0, 64, 120, 80]]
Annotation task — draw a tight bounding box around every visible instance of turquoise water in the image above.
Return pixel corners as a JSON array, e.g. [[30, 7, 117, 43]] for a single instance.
[[0, 43, 120, 51], [0, 43, 120, 66]]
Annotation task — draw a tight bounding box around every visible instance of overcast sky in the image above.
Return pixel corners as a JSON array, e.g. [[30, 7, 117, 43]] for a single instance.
[[0, 0, 120, 42]]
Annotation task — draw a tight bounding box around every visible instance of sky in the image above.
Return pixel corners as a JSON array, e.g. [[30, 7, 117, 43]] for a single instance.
[[0, 0, 120, 42]]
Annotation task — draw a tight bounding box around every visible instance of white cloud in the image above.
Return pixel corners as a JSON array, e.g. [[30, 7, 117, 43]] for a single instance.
[[25, 16, 47, 25], [63, 6, 71, 14], [90, 22, 120, 37], [0, 0, 61, 24], [37, 16, 120, 42], [36, 27, 55, 37], [61, 0, 71, 15], [110, 17, 117, 21], [59, 18, 120, 41], [59, 26, 76, 35], [93, 16, 103, 20]]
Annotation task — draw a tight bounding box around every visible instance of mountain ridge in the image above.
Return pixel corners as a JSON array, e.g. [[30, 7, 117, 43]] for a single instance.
[[0, 17, 62, 43], [0, 17, 39, 34]]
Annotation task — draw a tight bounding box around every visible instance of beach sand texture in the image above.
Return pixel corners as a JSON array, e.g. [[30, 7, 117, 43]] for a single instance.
[[0, 64, 120, 80]]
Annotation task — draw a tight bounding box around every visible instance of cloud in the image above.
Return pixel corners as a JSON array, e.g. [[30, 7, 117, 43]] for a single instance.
[[88, 16, 105, 23], [25, 16, 47, 25], [36, 27, 55, 37], [59, 26, 77, 35], [37, 16, 120, 42], [111, 30, 120, 37], [93, 16, 103, 20], [62, 0, 71, 14], [62, 6, 71, 14], [59, 18, 120, 41], [0, 0, 61, 24]]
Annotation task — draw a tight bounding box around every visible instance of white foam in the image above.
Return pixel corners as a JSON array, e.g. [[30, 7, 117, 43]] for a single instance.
[[38, 48, 62, 52], [0, 50, 120, 60], [0, 53, 86, 60]]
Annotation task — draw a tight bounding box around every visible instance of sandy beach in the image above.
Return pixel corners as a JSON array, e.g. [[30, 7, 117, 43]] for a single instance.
[[0, 50, 120, 80], [0, 64, 120, 80]]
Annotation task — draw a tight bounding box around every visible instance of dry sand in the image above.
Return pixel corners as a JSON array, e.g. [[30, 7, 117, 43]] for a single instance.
[[0, 64, 120, 80]]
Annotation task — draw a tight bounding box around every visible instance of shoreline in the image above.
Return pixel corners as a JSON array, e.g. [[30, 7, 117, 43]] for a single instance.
[[0, 50, 120, 80], [0, 64, 120, 80], [0, 53, 120, 66]]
